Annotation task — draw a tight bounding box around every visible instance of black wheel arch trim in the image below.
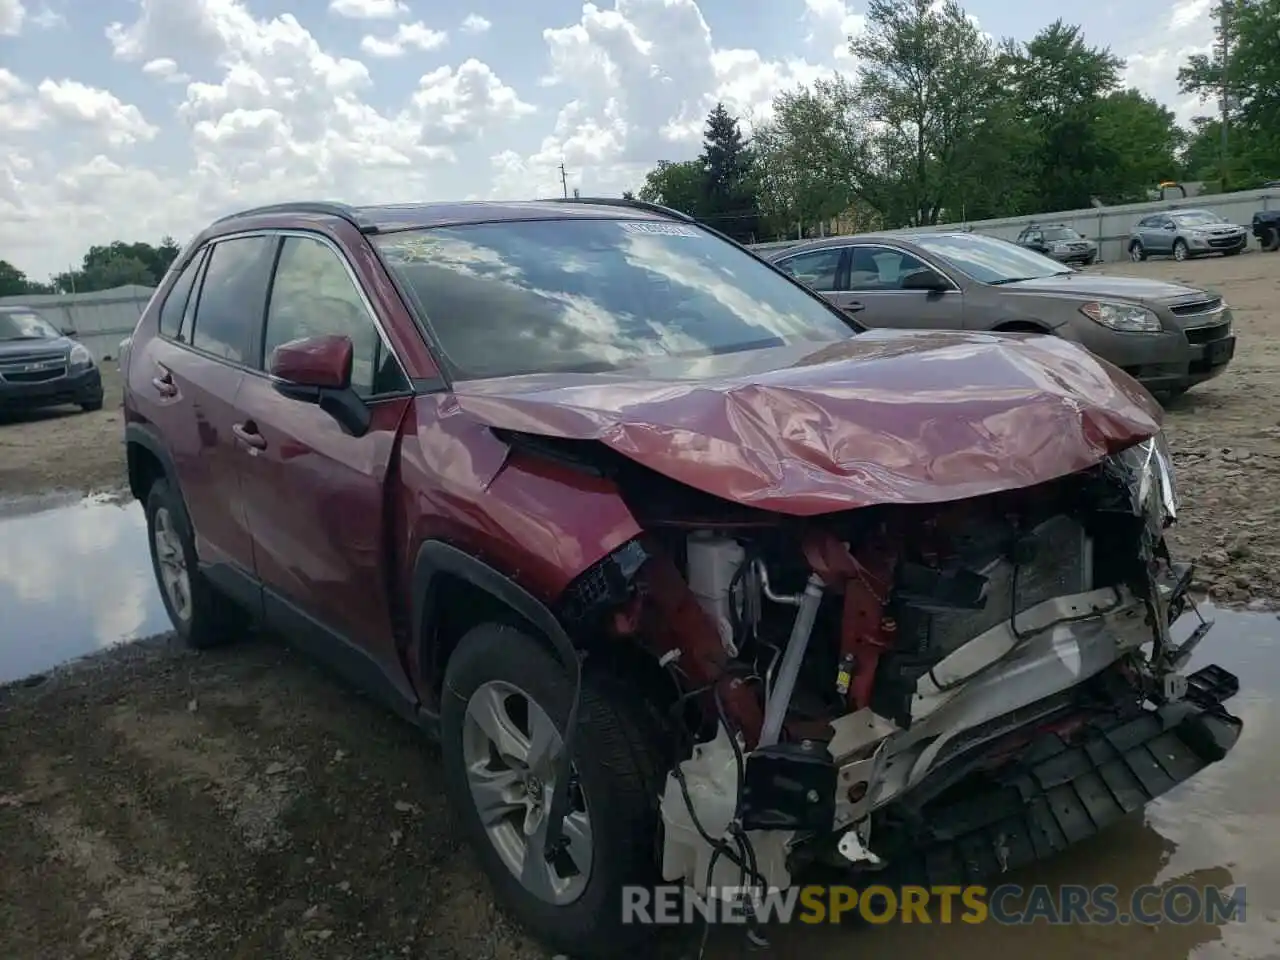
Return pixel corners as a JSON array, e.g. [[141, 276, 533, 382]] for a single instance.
[[412, 538, 582, 861], [125, 423, 188, 516]]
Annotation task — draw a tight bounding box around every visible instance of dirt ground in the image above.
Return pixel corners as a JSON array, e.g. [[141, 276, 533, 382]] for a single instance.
[[2, 252, 1279, 960]]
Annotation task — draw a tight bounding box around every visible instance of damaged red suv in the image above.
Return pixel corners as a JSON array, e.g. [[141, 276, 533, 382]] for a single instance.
[[122, 199, 1241, 957]]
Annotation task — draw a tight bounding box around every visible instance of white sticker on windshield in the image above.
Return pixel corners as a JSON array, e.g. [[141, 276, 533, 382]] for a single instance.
[[619, 220, 700, 238]]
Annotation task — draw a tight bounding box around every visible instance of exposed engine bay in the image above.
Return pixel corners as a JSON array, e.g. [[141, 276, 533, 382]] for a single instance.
[[543, 429, 1242, 918]]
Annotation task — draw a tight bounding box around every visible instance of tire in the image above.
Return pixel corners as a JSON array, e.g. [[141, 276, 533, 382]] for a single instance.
[[1083, 254, 1096, 266], [1262, 226, 1280, 253], [1160, 386, 1189, 405], [1129, 241, 1146, 262], [144, 477, 249, 649], [1173, 239, 1189, 261], [441, 624, 666, 959], [80, 399, 103, 412]]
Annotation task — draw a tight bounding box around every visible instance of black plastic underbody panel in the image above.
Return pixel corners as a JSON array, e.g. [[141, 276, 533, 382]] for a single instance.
[[866, 664, 1242, 888]]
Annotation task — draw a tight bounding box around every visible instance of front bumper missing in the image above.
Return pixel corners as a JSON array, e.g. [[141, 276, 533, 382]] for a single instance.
[[869, 663, 1242, 888]]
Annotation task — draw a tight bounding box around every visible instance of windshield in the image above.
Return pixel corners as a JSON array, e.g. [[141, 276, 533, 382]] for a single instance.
[[374, 219, 858, 379], [913, 234, 1071, 285], [1041, 227, 1080, 241], [0, 310, 59, 341], [1173, 211, 1225, 227]]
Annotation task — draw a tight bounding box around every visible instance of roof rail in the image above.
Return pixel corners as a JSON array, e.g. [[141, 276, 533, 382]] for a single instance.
[[541, 196, 696, 223], [212, 201, 379, 233]]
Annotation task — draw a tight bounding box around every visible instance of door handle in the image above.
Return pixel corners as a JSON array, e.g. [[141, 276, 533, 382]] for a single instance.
[[842, 301, 866, 313], [151, 372, 177, 397], [232, 422, 267, 450]]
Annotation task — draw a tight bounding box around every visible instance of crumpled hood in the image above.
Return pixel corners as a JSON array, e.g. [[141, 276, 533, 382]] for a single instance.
[[452, 329, 1163, 516]]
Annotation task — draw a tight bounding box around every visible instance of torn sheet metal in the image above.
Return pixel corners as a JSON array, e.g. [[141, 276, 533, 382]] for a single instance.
[[452, 329, 1163, 516]]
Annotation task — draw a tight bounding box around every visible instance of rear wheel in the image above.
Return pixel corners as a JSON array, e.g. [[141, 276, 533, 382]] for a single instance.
[[1129, 241, 1146, 262], [144, 477, 249, 649], [440, 624, 666, 958]]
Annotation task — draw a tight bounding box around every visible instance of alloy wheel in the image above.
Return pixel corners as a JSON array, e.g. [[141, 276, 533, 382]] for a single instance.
[[460, 680, 594, 906], [153, 507, 192, 623], [1130, 244, 1143, 261]]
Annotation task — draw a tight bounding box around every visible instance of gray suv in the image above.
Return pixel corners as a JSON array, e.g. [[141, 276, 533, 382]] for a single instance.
[[1014, 223, 1098, 265], [766, 231, 1234, 399], [1128, 209, 1247, 261]]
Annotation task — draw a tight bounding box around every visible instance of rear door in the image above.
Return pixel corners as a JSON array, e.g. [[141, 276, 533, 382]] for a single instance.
[[232, 231, 417, 702], [771, 246, 848, 310], [131, 236, 275, 592], [835, 243, 966, 331]]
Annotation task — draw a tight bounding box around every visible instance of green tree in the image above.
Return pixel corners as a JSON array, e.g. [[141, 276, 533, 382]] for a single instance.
[[1092, 90, 1187, 202], [1003, 21, 1127, 211], [53, 238, 183, 294], [1178, 0, 1280, 189], [636, 160, 706, 217], [698, 102, 759, 241], [753, 75, 868, 236], [849, 0, 1004, 226]]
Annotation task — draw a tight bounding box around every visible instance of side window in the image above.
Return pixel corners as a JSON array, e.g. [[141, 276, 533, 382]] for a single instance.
[[263, 235, 408, 398], [847, 247, 938, 291], [1025, 230, 1042, 244], [158, 251, 203, 339], [190, 236, 275, 363], [775, 248, 842, 292]]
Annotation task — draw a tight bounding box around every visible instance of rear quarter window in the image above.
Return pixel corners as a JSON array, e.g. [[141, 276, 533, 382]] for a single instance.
[[158, 253, 204, 338]]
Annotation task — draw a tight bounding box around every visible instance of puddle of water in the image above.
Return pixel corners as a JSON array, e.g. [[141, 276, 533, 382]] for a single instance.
[[0, 493, 173, 685]]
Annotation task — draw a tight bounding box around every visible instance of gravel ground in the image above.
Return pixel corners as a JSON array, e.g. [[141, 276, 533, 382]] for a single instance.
[[2, 251, 1278, 959]]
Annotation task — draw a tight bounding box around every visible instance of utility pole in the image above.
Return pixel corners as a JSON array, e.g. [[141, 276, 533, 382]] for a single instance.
[[558, 162, 569, 198], [1219, 0, 1231, 192]]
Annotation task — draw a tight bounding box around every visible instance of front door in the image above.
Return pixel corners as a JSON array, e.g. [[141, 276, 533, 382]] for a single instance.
[[232, 232, 416, 703], [834, 244, 966, 331]]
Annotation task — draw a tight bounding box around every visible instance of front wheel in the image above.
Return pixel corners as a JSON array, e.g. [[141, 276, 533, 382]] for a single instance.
[[1173, 239, 1190, 261], [440, 624, 666, 958], [144, 477, 249, 649], [80, 398, 103, 412], [1262, 226, 1280, 252], [1129, 241, 1146, 262]]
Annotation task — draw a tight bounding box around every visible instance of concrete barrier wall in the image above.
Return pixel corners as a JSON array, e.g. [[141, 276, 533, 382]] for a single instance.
[[0, 285, 156, 362], [750, 188, 1279, 262]]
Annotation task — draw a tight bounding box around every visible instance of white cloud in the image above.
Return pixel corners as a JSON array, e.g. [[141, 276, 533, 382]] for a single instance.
[[0, 0, 24, 35], [360, 21, 448, 58], [328, 0, 407, 20], [0, 0, 1226, 282], [141, 57, 191, 84]]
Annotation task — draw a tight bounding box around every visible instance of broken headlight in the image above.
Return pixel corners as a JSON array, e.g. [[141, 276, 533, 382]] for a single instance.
[[1109, 432, 1178, 534]]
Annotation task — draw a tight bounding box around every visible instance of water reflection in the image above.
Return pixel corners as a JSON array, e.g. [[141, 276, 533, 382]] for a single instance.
[[0, 493, 172, 684]]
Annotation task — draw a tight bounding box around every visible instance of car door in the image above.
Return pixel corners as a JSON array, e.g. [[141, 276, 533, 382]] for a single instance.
[[132, 236, 274, 595], [834, 243, 966, 331], [232, 231, 418, 702], [1021, 229, 1046, 254], [1150, 217, 1177, 254], [772, 246, 847, 308]]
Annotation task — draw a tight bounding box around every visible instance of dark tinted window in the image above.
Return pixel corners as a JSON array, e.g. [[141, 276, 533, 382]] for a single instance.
[[262, 236, 408, 397], [159, 253, 202, 338], [774, 248, 842, 292], [1041, 227, 1078, 241], [374, 219, 856, 379], [190, 236, 275, 363]]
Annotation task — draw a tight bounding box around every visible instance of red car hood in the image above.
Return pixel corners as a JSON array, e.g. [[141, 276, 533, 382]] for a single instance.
[[451, 330, 1162, 516]]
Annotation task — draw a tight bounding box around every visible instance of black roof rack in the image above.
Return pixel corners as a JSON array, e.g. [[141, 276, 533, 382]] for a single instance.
[[541, 196, 696, 223], [212, 201, 380, 233]]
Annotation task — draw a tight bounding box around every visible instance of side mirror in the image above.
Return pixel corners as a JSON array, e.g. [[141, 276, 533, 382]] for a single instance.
[[268, 334, 370, 437], [61, 327, 77, 337], [270, 334, 353, 390], [900, 269, 951, 292]]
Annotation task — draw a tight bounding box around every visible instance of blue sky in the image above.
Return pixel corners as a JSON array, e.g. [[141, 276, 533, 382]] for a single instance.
[[0, 0, 1219, 279]]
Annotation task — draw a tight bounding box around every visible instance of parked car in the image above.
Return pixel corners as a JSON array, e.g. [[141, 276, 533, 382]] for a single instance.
[[1014, 222, 1098, 264], [123, 199, 1241, 958], [1252, 210, 1280, 252], [1127, 209, 1247, 261], [766, 231, 1234, 399], [0, 305, 104, 415]]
